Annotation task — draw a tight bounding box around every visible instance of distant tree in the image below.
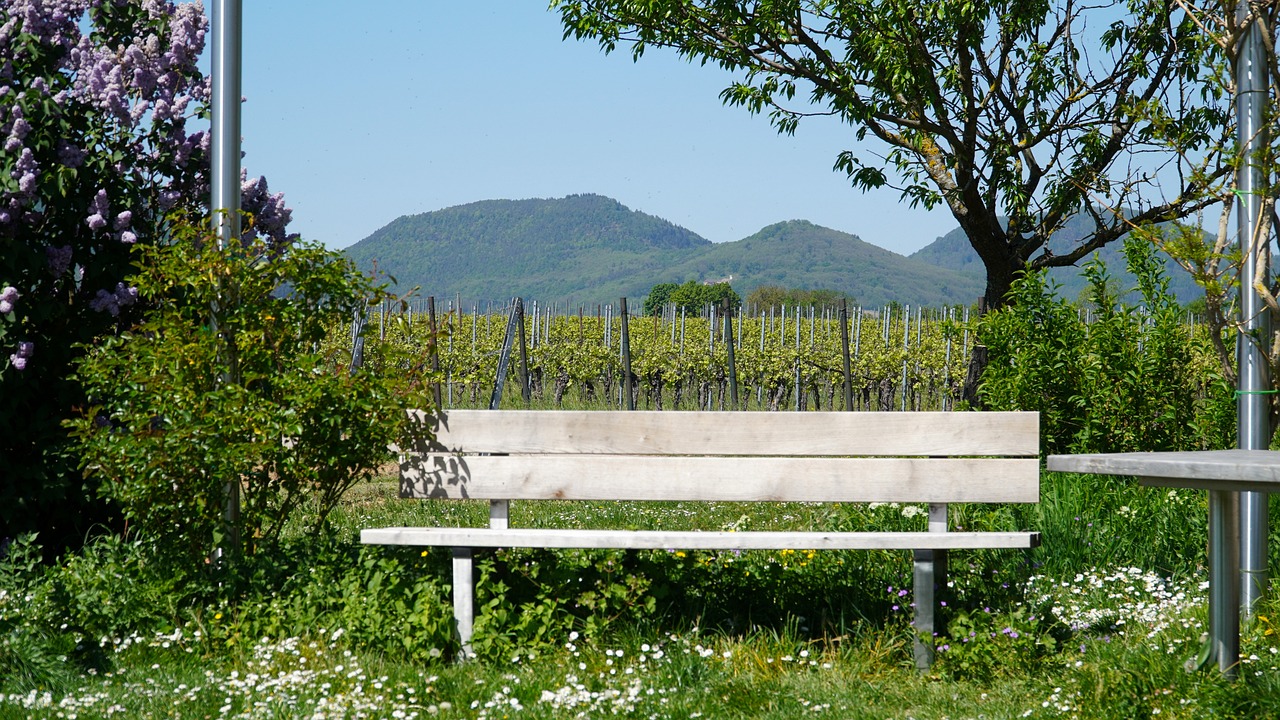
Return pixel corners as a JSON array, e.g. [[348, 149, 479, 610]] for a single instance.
[[746, 285, 855, 311], [666, 279, 741, 313], [703, 281, 742, 311], [555, 0, 1232, 402], [643, 282, 679, 315], [745, 285, 788, 311]]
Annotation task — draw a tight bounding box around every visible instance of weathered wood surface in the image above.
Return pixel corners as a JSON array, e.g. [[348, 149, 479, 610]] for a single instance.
[[406, 409, 1039, 457], [1048, 450, 1280, 492], [361, 527, 1041, 551], [399, 455, 1040, 503]]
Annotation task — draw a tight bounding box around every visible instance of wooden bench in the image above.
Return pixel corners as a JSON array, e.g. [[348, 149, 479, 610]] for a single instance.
[[361, 409, 1041, 668]]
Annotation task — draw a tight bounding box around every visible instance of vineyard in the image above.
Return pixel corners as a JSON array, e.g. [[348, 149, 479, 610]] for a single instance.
[[331, 299, 970, 412], [324, 296, 1212, 416]]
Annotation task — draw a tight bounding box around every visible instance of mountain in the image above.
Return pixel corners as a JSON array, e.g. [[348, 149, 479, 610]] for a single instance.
[[344, 195, 987, 308], [344, 194, 711, 305], [909, 215, 1203, 303], [660, 220, 984, 308]]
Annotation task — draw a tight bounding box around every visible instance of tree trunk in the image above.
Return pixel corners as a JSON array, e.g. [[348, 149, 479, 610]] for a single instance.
[[960, 250, 1020, 407]]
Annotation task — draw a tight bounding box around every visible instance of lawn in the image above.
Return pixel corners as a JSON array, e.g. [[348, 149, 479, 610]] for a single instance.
[[3, 474, 1280, 719]]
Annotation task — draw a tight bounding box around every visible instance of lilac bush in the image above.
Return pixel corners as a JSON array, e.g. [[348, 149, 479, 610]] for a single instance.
[[0, 0, 293, 550]]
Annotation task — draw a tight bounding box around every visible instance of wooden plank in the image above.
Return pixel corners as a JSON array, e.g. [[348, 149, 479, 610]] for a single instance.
[[1048, 450, 1280, 485], [407, 409, 1039, 457], [361, 527, 1041, 551], [399, 455, 1040, 503]]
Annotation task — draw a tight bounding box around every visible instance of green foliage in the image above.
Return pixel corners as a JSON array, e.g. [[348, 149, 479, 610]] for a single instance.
[[470, 549, 658, 661], [746, 285, 855, 311], [203, 539, 455, 664], [667, 279, 741, 313], [977, 237, 1232, 455], [67, 223, 432, 571], [0, 535, 76, 694], [937, 605, 1061, 682], [642, 282, 679, 315]]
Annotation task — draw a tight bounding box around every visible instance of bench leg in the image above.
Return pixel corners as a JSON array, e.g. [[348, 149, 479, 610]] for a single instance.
[[452, 547, 475, 661], [912, 548, 948, 671]]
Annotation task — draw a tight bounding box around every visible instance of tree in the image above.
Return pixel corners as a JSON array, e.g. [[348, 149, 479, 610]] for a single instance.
[[746, 284, 855, 311], [0, 1, 292, 550], [666, 279, 742, 313], [554, 0, 1234, 400], [643, 282, 680, 315]]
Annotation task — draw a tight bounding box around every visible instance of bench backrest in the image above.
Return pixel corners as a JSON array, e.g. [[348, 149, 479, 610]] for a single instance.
[[399, 410, 1039, 504]]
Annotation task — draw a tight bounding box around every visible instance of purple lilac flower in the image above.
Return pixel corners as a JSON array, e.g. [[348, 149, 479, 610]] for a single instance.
[[46, 245, 72, 277], [114, 210, 132, 229], [0, 285, 18, 314], [56, 140, 86, 167], [86, 213, 107, 230], [120, 230, 137, 244], [9, 354, 26, 371], [89, 282, 139, 316]]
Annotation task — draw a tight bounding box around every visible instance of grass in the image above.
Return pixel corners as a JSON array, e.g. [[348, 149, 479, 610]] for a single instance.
[[4, 473, 1280, 719]]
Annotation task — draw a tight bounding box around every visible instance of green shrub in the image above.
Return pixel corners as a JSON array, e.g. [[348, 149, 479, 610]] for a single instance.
[[67, 223, 432, 577], [978, 237, 1232, 455], [0, 535, 76, 694]]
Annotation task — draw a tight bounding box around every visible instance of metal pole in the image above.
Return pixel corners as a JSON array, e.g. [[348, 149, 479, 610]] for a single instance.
[[1236, 0, 1271, 618], [1209, 489, 1241, 677], [210, 0, 242, 559], [211, 0, 242, 249]]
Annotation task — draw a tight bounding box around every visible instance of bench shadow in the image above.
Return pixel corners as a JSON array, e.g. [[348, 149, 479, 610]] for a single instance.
[[399, 409, 471, 499]]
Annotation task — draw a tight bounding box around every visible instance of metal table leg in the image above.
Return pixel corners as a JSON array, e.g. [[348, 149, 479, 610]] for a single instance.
[[1207, 489, 1240, 678]]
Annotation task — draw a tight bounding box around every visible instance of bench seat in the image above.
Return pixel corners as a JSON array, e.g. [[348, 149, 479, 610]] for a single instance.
[[363, 527, 1039, 551], [362, 408, 1041, 669]]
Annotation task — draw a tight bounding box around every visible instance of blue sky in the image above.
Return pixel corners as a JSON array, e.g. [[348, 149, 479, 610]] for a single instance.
[[235, 2, 955, 253]]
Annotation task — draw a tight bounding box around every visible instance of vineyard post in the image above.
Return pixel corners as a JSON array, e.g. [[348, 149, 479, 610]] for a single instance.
[[737, 303, 743, 347], [530, 301, 538, 351], [943, 307, 954, 411], [709, 303, 716, 353], [428, 296, 442, 410], [620, 297, 635, 411], [794, 306, 802, 412], [841, 300, 853, 412], [518, 298, 531, 406], [724, 299, 738, 409], [447, 300, 455, 407], [489, 298, 521, 410], [349, 305, 366, 377], [809, 306, 816, 348], [680, 307, 686, 357], [902, 307, 911, 411]]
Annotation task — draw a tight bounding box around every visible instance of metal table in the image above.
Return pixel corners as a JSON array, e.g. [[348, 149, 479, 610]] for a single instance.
[[1046, 449, 1280, 677]]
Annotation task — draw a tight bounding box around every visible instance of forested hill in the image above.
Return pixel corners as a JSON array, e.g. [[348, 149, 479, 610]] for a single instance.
[[909, 215, 1203, 303], [343, 194, 987, 308]]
